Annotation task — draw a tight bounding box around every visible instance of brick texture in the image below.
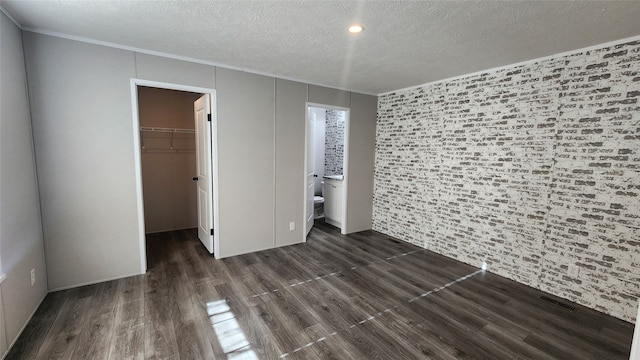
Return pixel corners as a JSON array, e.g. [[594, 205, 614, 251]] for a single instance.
[[325, 109, 345, 175], [373, 39, 640, 322]]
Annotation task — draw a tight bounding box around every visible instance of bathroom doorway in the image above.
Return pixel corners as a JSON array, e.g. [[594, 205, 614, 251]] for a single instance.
[[304, 103, 349, 237]]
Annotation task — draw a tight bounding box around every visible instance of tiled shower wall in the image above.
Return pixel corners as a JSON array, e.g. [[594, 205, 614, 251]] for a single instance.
[[373, 39, 640, 322], [325, 109, 345, 175]]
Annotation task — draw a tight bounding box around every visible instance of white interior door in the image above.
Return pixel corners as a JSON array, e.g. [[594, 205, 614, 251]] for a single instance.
[[305, 107, 314, 236], [194, 94, 214, 253]]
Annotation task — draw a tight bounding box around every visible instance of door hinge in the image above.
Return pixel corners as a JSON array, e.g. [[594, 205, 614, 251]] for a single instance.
[[210, 229, 214, 236], [207, 114, 212, 122]]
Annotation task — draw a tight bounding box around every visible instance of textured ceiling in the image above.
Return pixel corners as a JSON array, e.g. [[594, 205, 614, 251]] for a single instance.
[[2, 1, 640, 95]]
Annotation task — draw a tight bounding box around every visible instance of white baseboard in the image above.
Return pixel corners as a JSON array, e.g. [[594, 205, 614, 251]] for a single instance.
[[48, 271, 144, 293], [145, 226, 197, 235], [2, 292, 47, 360]]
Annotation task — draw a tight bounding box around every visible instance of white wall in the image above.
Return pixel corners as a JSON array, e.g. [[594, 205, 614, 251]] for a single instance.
[[310, 107, 326, 195], [22, 33, 220, 290], [216, 68, 275, 257], [344, 92, 377, 233], [134, 53, 215, 89], [308, 85, 350, 108], [275, 79, 308, 247], [373, 38, 639, 322], [21, 31, 377, 291], [23, 33, 141, 290], [0, 12, 48, 350]]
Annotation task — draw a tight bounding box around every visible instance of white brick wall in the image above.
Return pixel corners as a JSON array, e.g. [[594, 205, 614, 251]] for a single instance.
[[374, 39, 640, 322], [325, 109, 345, 175]]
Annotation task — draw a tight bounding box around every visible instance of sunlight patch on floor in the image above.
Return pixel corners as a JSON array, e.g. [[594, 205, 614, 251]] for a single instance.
[[207, 299, 258, 360]]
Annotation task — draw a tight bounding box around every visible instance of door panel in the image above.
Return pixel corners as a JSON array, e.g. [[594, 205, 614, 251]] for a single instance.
[[194, 95, 214, 253]]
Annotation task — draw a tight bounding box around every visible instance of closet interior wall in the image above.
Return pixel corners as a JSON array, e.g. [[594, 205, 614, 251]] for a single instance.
[[138, 86, 201, 234]]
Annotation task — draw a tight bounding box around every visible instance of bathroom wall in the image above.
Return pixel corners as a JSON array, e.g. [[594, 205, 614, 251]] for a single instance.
[[373, 37, 640, 322], [311, 107, 326, 195], [138, 86, 200, 233], [324, 109, 345, 175], [0, 11, 48, 351]]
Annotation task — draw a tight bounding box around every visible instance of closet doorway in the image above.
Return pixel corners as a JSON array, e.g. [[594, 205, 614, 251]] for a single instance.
[[138, 86, 201, 234], [131, 80, 219, 272]]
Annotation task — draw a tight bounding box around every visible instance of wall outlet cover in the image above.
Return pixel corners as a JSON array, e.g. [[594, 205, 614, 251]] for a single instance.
[[289, 222, 295, 231]]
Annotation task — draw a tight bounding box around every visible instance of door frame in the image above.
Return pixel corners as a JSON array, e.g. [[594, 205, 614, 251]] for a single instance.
[[130, 79, 219, 272], [303, 102, 351, 241]]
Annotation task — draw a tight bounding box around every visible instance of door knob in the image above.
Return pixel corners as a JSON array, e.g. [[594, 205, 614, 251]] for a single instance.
[[192, 177, 199, 181]]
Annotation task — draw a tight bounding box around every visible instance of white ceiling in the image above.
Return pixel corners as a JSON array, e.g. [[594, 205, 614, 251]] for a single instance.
[[2, 1, 640, 95]]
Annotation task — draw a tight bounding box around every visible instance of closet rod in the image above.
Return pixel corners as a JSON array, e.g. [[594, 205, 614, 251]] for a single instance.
[[140, 127, 195, 133]]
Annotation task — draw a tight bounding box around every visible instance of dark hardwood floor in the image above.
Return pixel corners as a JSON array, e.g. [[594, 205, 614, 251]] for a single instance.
[[6, 221, 635, 359]]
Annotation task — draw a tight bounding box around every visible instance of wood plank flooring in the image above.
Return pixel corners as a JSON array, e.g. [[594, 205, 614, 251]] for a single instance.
[[6, 221, 635, 359]]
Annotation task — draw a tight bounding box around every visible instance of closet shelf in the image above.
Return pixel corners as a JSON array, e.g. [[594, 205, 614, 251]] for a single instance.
[[140, 127, 196, 153], [140, 127, 195, 133]]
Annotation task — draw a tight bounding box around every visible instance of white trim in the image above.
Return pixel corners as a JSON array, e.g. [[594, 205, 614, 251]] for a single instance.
[[0, 5, 22, 29], [19, 26, 377, 97], [130, 81, 147, 274], [48, 273, 141, 292], [302, 86, 309, 243], [2, 292, 46, 359], [304, 103, 351, 237], [209, 93, 221, 258], [341, 108, 351, 235], [273, 78, 277, 247], [307, 102, 350, 113], [302, 104, 311, 242], [211, 71, 220, 258], [0, 286, 4, 359], [132, 79, 214, 96], [378, 33, 640, 96], [130, 79, 218, 270], [143, 226, 198, 235]]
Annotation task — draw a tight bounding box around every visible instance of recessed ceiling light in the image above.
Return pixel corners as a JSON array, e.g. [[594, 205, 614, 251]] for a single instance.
[[348, 24, 364, 33]]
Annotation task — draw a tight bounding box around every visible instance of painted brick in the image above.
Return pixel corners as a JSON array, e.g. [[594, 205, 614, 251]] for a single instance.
[[324, 110, 345, 175], [373, 39, 640, 322]]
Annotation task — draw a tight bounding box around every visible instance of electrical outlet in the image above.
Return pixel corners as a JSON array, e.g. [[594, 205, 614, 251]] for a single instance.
[[289, 222, 295, 231], [30, 269, 36, 287]]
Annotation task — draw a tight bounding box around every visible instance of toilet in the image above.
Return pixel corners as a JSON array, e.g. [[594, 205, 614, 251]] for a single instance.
[[313, 181, 325, 219]]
